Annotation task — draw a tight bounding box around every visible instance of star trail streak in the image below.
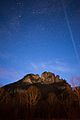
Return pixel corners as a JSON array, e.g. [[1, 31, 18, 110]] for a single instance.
[[61, 0, 80, 65]]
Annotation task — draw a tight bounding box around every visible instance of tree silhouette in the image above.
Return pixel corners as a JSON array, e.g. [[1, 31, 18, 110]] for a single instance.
[[26, 86, 41, 108]]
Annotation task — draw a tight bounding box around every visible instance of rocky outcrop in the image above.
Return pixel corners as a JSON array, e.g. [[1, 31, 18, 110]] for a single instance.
[[22, 71, 66, 84], [22, 74, 41, 84], [41, 71, 55, 84], [0, 71, 80, 120]]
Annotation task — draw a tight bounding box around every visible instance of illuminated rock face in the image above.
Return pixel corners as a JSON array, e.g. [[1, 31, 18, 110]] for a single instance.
[[22, 71, 65, 84], [41, 71, 55, 84], [22, 74, 41, 84], [55, 75, 60, 82]]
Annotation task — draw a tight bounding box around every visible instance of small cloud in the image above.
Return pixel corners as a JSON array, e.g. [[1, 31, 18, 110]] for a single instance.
[[0, 67, 19, 80], [41, 64, 47, 69], [71, 76, 80, 87], [54, 65, 71, 72], [30, 60, 72, 73], [30, 63, 39, 70], [53, 59, 74, 73]]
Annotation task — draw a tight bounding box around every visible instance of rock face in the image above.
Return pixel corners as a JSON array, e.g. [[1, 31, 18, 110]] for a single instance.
[[0, 71, 80, 120], [22, 74, 40, 84], [41, 71, 55, 83], [22, 71, 65, 84]]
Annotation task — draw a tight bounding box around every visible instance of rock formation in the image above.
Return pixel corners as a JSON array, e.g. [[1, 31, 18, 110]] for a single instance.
[[0, 71, 80, 120]]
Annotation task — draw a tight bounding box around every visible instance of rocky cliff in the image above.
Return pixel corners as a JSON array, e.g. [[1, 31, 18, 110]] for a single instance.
[[0, 71, 80, 120]]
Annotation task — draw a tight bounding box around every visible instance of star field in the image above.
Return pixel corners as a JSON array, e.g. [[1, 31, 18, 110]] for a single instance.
[[0, 0, 80, 86]]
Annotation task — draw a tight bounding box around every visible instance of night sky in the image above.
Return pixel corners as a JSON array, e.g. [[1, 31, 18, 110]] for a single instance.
[[0, 0, 80, 86]]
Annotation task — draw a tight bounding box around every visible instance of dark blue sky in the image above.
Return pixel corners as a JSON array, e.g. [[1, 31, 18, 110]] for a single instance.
[[0, 0, 80, 86]]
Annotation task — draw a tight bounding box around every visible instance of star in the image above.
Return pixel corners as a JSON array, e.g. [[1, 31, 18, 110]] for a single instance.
[[16, 2, 24, 7], [18, 15, 22, 18], [32, 9, 42, 15]]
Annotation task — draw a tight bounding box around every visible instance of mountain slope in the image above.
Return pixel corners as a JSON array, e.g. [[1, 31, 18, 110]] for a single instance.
[[0, 71, 80, 120]]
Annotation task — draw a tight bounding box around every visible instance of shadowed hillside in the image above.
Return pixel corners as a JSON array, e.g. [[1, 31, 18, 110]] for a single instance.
[[0, 71, 80, 120]]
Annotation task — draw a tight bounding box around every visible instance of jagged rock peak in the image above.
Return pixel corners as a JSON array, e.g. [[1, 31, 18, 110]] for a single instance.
[[22, 71, 66, 84], [41, 71, 55, 84], [22, 73, 41, 84]]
